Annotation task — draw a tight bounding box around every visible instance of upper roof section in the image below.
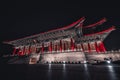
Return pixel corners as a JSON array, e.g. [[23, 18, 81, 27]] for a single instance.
[[4, 17, 116, 45]]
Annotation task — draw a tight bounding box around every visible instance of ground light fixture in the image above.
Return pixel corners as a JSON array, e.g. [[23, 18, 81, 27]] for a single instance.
[[107, 60, 111, 64], [84, 61, 87, 64]]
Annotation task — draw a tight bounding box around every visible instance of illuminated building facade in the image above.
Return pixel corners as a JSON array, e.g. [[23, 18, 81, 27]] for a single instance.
[[4, 17, 117, 64]]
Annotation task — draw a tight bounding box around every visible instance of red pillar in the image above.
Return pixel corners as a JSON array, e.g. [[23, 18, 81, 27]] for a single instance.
[[28, 45, 31, 54], [49, 42, 52, 53], [71, 38, 74, 51], [81, 43, 84, 52], [41, 43, 44, 54], [88, 43, 91, 53], [51, 42, 52, 53], [13, 47, 16, 55], [22, 46, 25, 55], [60, 40, 62, 52], [99, 41, 106, 52]]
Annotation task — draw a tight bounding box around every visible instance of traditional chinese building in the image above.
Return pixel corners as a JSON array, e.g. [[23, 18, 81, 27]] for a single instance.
[[4, 17, 118, 64]]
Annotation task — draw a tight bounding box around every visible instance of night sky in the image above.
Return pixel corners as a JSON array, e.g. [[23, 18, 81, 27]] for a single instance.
[[0, 1, 120, 55]]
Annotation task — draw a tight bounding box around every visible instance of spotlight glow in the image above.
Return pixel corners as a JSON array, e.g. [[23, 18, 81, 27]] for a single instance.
[[107, 60, 111, 64], [84, 61, 87, 64]]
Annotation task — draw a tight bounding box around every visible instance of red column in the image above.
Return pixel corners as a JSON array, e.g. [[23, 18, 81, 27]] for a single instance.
[[81, 43, 84, 52], [28, 45, 31, 54], [41, 43, 44, 54], [22, 46, 25, 55], [60, 40, 62, 52], [49, 42, 52, 53], [71, 38, 74, 51], [51, 42, 52, 53], [99, 41, 106, 52], [88, 43, 91, 53], [13, 47, 16, 55], [28, 46, 31, 55]]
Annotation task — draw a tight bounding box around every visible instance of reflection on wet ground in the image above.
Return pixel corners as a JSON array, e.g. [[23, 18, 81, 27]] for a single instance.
[[0, 64, 120, 80]]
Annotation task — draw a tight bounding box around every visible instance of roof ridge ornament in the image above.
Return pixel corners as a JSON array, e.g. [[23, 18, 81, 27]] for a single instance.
[[83, 18, 107, 28]]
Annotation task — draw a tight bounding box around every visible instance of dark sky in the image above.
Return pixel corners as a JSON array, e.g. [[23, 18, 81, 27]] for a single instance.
[[0, 1, 120, 54]]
